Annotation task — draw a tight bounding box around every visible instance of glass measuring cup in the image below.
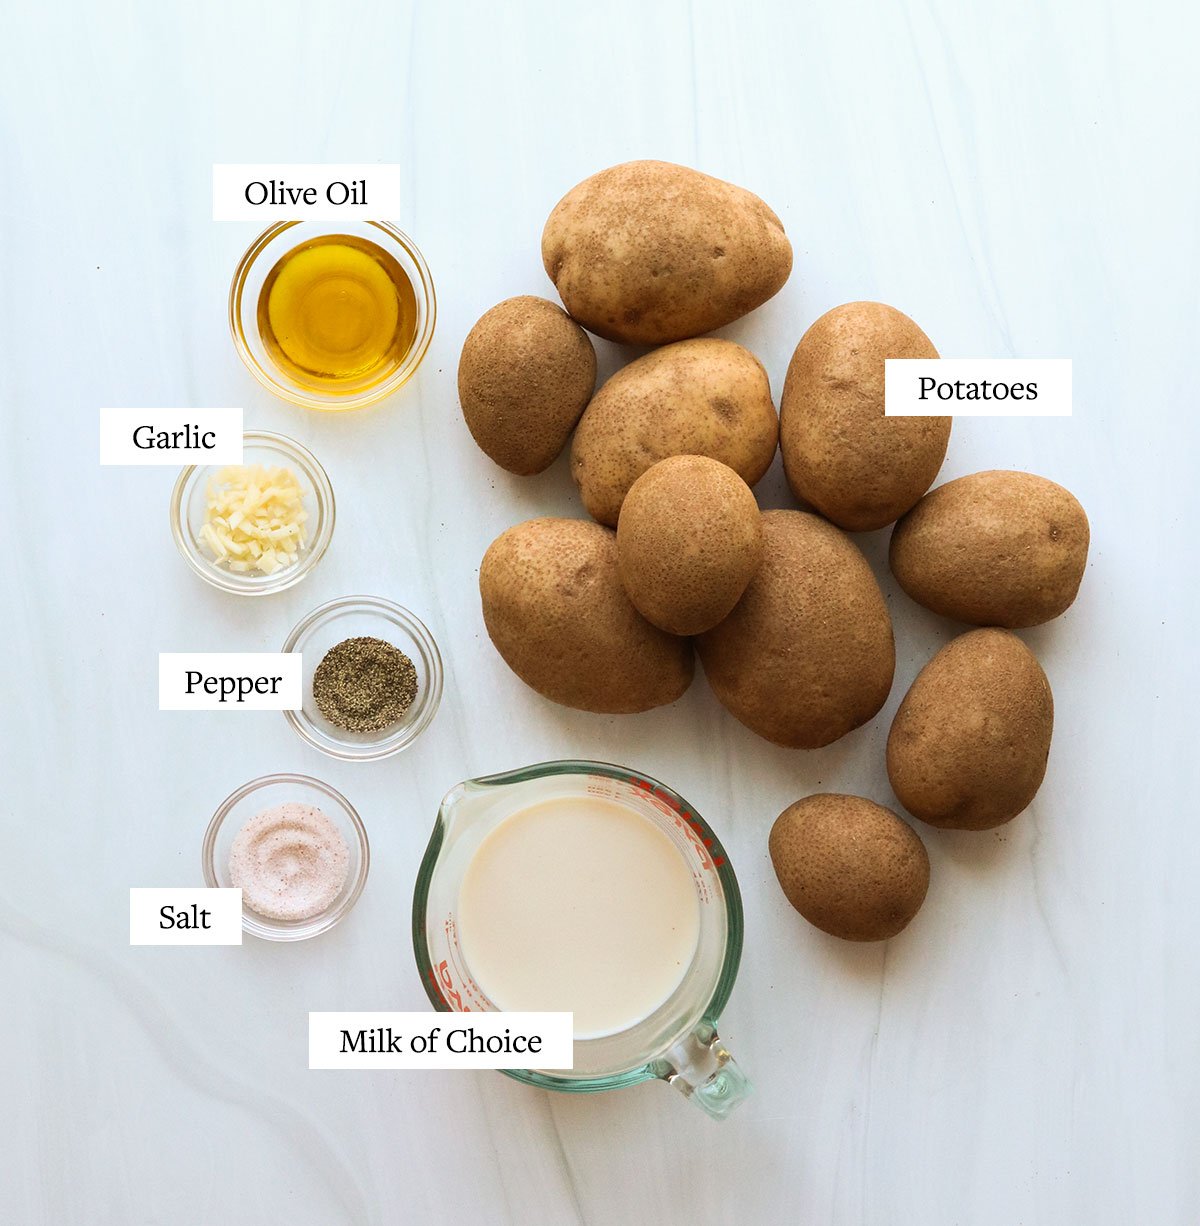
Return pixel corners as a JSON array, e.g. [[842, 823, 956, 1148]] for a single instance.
[[411, 760, 750, 1119]]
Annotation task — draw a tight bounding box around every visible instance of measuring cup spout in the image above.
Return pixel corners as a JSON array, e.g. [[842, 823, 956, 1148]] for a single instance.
[[660, 1023, 752, 1120], [434, 778, 496, 839], [436, 781, 470, 829]]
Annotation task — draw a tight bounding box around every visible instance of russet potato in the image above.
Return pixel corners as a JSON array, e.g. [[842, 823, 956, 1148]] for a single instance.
[[479, 517, 693, 714], [697, 510, 894, 748], [769, 794, 930, 941], [571, 338, 779, 526], [890, 470, 1090, 627], [887, 628, 1054, 829], [458, 296, 596, 475], [542, 160, 792, 345], [616, 456, 763, 636], [780, 301, 950, 531]]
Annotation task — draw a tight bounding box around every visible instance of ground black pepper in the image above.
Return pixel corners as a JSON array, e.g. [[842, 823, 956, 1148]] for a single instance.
[[313, 636, 419, 733]]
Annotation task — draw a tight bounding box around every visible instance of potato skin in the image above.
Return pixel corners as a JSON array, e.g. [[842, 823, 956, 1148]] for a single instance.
[[697, 510, 895, 747], [890, 470, 1090, 627], [769, 794, 929, 941], [541, 160, 792, 345], [780, 301, 950, 531], [479, 518, 693, 714], [887, 628, 1053, 830], [571, 338, 779, 526], [458, 296, 597, 475], [616, 456, 763, 636]]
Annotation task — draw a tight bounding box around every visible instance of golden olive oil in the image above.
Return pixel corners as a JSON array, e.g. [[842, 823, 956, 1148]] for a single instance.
[[257, 233, 417, 391]]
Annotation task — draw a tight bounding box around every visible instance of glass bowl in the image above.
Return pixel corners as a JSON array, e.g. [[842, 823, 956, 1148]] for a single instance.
[[282, 595, 443, 761], [202, 772, 369, 942], [170, 430, 334, 596], [229, 220, 436, 411]]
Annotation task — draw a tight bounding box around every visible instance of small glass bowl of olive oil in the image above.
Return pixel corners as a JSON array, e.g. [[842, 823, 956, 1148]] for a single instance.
[[229, 221, 435, 411]]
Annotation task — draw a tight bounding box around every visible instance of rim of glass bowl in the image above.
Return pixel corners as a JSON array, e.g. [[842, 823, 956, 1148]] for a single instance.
[[201, 771, 370, 942], [228, 220, 437, 412], [281, 594, 444, 761], [169, 429, 335, 596]]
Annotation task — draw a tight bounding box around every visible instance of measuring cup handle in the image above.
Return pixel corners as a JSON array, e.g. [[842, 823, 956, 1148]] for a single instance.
[[660, 1024, 752, 1120]]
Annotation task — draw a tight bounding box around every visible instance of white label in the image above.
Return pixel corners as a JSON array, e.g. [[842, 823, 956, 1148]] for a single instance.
[[213, 163, 401, 221], [159, 653, 302, 710], [100, 408, 243, 465], [308, 1012, 574, 1070], [885, 358, 1072, 416], [130, 888, 243, 945]]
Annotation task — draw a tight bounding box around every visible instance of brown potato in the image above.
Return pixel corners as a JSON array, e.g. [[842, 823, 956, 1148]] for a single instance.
[[458, 296, 597, 475], [780, 301, 950, 531], [616, 456, 763, 636], [571, 338, 779, 526], [887, 628, 1054, 829], [769, 794, 930, 941], [479, 518, 693, 713], [541, 160, 792, 345], [697, 510, 894, 747], [890, 470, 1090, 627]]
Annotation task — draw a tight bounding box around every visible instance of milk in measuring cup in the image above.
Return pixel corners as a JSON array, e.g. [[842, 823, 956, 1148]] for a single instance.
[[457, 796, 701, 1039]]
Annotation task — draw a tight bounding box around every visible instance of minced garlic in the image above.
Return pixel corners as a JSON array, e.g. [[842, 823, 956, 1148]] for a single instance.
[[198, 464, 308, 575]]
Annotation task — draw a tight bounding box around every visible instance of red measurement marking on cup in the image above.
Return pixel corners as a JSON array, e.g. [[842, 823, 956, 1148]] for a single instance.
[[427, 962, 468, 1012], [439, 914, 494, 1011], [626, 775, 727, 870]]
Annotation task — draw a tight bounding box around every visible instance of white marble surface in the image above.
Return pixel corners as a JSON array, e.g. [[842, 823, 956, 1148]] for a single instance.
[[2, 2, 1197, 1222]]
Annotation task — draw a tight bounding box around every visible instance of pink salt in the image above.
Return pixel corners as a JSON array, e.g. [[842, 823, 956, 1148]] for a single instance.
[[229, 802, 349, 922]]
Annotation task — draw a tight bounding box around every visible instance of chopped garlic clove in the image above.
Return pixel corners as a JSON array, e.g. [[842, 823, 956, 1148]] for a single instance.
[[198, 462, 310, 576]]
